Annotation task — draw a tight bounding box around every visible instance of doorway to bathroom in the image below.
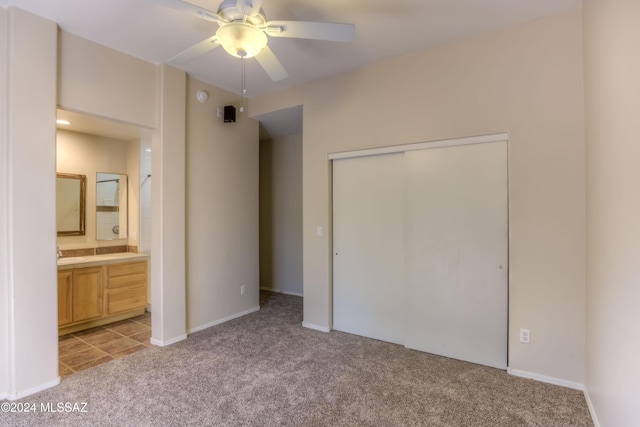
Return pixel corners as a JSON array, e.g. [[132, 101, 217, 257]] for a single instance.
[[55, 109, 153, 378]]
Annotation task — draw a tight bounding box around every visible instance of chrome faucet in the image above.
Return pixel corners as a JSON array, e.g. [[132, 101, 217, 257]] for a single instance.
[[57, 246, 63, 259]]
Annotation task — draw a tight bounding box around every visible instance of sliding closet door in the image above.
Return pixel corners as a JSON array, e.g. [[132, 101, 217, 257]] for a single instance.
[[404, 141, 508, 369], [332, 153, 405, 344]]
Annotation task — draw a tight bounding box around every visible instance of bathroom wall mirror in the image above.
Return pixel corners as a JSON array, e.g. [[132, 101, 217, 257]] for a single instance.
[[56, 173, 87, 236], [96, 172, 128, 240]]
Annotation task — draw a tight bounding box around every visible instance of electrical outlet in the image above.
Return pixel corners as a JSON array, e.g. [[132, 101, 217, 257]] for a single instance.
[[240, 285, 246, 295], [520, 328, 531, 344]]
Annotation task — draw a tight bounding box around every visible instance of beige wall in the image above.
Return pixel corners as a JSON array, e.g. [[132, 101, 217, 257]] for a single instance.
[[186, 77, 260, 332], [0, 6, 9, 399], [150, 64, 187, 345], [252, 10, 586, 385], [56, 129, 138, 250], [583, 0, 640, 425], [259, 134, 303, 296], [58, 32, 157, 129], [0, 7, 59, 398]]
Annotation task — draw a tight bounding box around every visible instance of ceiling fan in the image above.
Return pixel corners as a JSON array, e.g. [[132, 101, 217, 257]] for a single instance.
[[158, 0, 356, 82]]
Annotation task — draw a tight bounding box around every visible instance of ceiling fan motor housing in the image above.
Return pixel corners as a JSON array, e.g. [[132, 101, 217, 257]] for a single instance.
[[218, 0, 266, 25]]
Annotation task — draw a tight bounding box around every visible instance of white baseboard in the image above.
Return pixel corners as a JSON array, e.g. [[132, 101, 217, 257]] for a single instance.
[[150, 334, 187, 347], [302, 321, 330, 333], [260, 286, 303, 297], [507, 367, 584, 390], [583, 387, 601, 427], [5, 377, 61, 400], [187, 306, 260, 334]]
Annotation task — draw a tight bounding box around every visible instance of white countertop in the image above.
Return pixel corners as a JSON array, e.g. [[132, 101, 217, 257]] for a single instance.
[[57, 252, 149, 270]]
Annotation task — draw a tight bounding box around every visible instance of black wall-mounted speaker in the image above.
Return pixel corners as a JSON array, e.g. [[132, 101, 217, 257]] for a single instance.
[[224, 105, 236, 123]]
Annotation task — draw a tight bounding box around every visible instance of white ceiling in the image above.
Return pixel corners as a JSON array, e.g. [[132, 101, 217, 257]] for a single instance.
[[2, 0, 581, 99], [3, 0, 581, 140]]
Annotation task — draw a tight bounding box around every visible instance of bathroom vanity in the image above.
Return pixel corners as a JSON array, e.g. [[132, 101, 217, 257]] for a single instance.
[[57, 253, 149, 336]]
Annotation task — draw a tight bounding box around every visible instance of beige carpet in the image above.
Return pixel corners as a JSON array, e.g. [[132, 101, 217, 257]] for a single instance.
[[1, 291, 593, 426]]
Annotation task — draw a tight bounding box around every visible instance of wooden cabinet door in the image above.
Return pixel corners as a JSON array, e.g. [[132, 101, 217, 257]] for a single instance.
[[72, 267, 104, 322], [57, 271, 73, 326]]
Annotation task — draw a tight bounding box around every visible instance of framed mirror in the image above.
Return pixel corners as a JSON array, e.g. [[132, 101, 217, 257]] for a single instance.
[[56, 173, 86, 236], [96, 172, 128, 240]]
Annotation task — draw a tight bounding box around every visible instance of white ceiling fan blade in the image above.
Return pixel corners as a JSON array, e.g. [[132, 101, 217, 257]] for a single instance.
[[248, 0, 263, 17], [153, 0, 225, 23], [265, 21, 355, 42], [255, 46, 289, 82], [236, 0, 262, 17], [168, 36, 220, 66]]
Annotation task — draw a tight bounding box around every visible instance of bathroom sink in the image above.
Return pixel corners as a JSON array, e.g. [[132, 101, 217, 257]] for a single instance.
[[57, 257, 87, 265]]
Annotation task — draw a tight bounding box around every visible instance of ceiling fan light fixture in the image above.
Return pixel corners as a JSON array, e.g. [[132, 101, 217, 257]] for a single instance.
[[216, 22, 267, 58]]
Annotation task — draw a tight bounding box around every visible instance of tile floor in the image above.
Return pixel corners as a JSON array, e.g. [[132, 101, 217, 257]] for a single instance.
[[58, 312, 151, 378]]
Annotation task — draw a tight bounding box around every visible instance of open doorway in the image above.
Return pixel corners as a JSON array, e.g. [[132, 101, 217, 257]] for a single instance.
[[55, 108, 153, 378], [256, 106, 303, 300]]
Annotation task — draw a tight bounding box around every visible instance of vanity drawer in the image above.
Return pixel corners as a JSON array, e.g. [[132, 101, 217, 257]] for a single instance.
[[108, 273, 146, 289], [107, 261, 147, 278], [107, 286, 147, 314], [107, 261, 147, 289]]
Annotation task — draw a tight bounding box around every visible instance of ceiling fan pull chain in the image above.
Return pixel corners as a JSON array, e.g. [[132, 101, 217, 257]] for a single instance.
[[240, 55, 247, 112]]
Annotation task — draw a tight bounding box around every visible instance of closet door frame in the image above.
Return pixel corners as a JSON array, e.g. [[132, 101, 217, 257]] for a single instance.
[[329, 133, 508, 161]]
